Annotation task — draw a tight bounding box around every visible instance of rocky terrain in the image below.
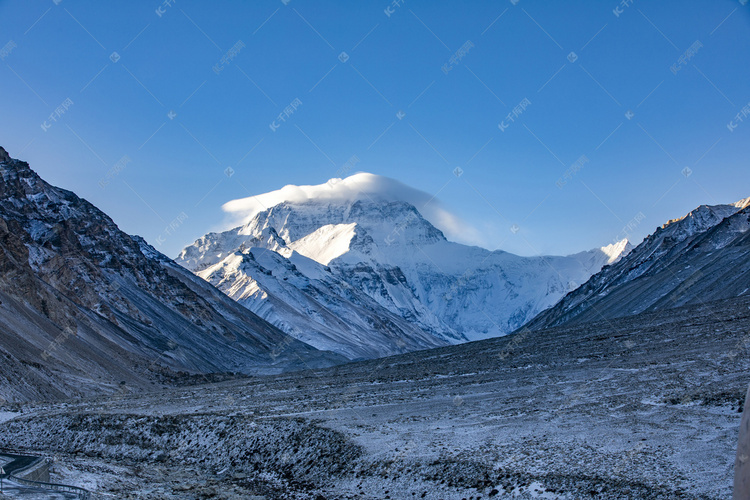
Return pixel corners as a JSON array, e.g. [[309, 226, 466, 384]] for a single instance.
[[0, 147, 344, 402], [2, 294, 748, 499], [526, 197, 750, 331]]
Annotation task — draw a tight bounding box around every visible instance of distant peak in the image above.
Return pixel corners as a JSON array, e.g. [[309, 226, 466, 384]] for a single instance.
[[600, 238, 631, 264], [734, 196, 750, 210]]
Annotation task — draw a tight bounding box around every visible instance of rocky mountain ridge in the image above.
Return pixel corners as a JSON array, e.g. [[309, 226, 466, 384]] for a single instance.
[[0, 147, 343, 402], [524, 197, 750, 330]]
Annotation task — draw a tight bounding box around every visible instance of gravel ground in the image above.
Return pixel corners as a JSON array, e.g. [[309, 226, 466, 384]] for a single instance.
[[2, 296, 749, 499]]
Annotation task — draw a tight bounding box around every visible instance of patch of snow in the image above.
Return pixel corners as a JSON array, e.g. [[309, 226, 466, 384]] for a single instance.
[[288, 223, 357, 266], [0, 411, 19, 423]]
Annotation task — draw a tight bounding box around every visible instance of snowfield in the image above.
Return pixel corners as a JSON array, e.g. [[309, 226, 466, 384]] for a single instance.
[[2, 295, 748, 499]]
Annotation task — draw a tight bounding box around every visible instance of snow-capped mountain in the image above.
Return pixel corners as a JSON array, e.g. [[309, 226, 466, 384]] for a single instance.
[[0, 147, 343, 401], [178, 173, 631, 356], [524, 197, 750, 331], [195, 246, 448, 360]]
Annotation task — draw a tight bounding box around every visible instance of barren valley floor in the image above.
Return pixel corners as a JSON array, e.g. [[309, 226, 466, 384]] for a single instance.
[[2, 297, 749, 499]]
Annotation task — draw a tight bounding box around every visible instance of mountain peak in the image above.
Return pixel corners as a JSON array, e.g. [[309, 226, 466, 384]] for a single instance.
[[222, 173, 475, 247], [600, 238, 631, 264], [0, 147, 37, 186], [734, 196, 750, 210]]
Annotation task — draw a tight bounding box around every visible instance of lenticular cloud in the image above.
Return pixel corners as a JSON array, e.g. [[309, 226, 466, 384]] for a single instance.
[[221, 172, 484, 247]]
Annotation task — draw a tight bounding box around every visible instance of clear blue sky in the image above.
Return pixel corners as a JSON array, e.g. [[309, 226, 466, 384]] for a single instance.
[[1, 0, 748, 258]]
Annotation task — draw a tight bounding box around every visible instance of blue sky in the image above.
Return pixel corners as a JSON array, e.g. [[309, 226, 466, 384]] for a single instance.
[[1, 0, 748, 258]]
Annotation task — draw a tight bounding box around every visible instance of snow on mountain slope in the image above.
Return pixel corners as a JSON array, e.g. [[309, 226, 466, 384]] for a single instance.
[[196, 246, 447, 360], [287, 223, 357, 266], [524, 199, 750, 331], [0, 147, 343, 401], [178, 174, 631, 349], [599, 239, 632, 264]]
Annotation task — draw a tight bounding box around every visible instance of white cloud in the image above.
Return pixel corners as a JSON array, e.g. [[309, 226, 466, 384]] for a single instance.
[[221, 172, 486, 247]]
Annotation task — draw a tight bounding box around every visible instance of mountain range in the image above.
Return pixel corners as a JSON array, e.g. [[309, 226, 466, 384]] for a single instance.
[[177, 173, 631, 359], [3, 144, 746, 403], [525, 196, 750, 330]]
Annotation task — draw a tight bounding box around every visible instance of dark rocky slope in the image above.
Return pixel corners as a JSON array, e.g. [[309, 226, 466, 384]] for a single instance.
[[0, 147, 343, 402], [524, 198, 750, 331]]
